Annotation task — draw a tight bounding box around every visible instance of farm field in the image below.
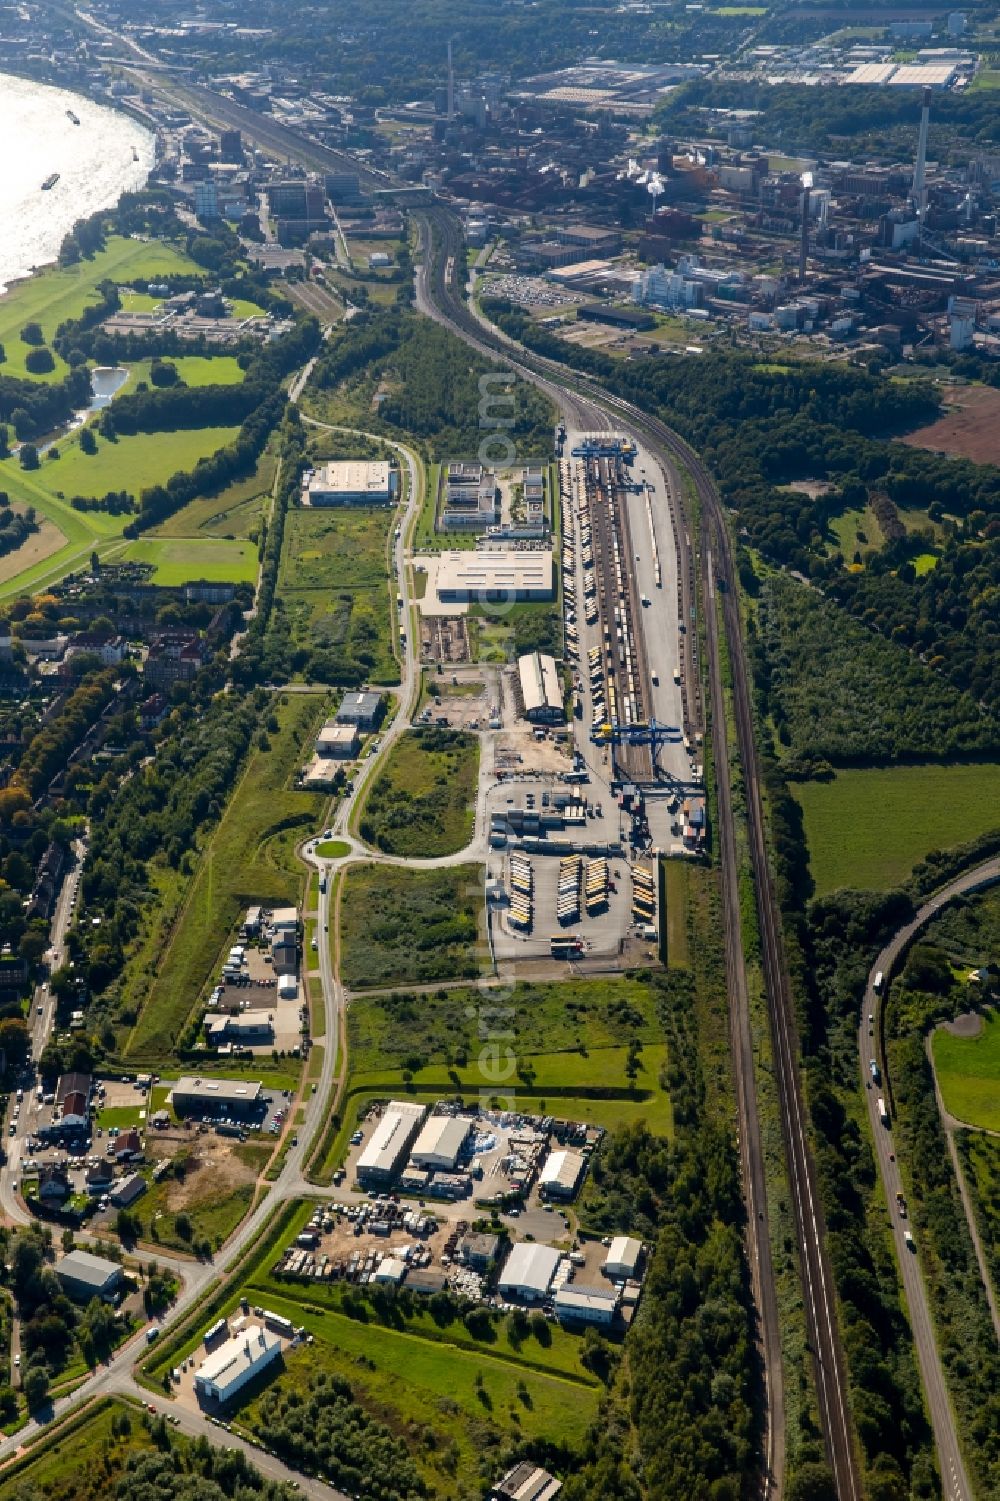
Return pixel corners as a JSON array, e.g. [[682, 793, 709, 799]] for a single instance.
[[123, 693, 331, 1063], [277, 506, 398, 685], [0, 423, 242, 600], [900, 384, 1000, 464], [339, 863, 484, 989], [791, 763, 1000, 894], [0, 235, 205, 382], [119, 536, 257, 584], [932, 1011, 1000, 1133], [151, 447, 277, 540], [358, 727, 479, 856]]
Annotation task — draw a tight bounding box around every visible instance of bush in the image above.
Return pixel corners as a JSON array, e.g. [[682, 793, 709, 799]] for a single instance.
[[24, 347, 55, 375], [20, 322, 43, 346]]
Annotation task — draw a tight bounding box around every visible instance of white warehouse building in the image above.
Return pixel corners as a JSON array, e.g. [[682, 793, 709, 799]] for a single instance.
[[603, 1235, 642, 1281], [357, 1100, 427, 1183], [194, 1324, 282, 1403], [410, 1115, 470, 1171], [517, 651, 563, 724], [538, 1148, 585, 1199], [497, 1242, 561, 1302]]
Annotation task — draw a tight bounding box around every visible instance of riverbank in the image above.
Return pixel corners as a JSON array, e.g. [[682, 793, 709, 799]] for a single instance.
[[0, 71, 154, 294]]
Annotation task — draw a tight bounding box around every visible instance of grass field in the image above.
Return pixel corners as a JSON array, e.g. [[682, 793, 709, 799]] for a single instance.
[[933, 1011, 1000, 1133], [956, 1130, 1000, 1304], [119, 536, 257, 584], [132, 353, 246, 389], [358, 728, 478, 856], [664, 859, 690, 968], [791, 763, 1000, 894], [340, 863, 484, 989], [277, 506, 398, 685], [151, 447, 277, 541], [0, 423, 242, 600], [236, 1292, 597, 1494], [0, 236, 204, 382], [0, 1400, 162, 1500], [315, 838, 350, 857], [123, 694, 331, 1062]]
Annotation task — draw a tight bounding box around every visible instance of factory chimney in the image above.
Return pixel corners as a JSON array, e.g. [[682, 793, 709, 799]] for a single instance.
[[447, 39, 455, 123], [799, 171, 813, 282], [912, 86, 931, 231]]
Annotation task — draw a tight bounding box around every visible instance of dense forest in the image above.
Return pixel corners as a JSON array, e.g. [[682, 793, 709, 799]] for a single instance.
[[309, 306, 554, 461], [562, 969, 756, 1501], [750, 571, 998, 771], [658, 78, 1000, 160], [487, 300, 1000, 721]]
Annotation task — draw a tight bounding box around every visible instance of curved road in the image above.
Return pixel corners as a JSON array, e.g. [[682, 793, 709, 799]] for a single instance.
[[0, 418, 427, 1498], [412, 210, 790, 1499], [863, 856, 1000, 1501]]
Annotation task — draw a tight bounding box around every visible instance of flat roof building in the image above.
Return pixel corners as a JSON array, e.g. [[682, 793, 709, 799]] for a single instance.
[[604, 1235, 642, 1280], [554, 1284, 619, 1325], [195, 1323, 282, 1404], [302, 460, 398, 506], [497, 1242, 560, 1301], [168, 1076, 263, 1116], [335, 691, 385, 731], [410, 1115, 470, 1171], [55, 1249, 124, 1303], [205, 1010, 274, 1045], [357, 1100, 427, 1183], [316, 722, 360, 758], [518, 651, 563, 723], [435, 550, 554, 603], [538, 1148, 585, 1199]]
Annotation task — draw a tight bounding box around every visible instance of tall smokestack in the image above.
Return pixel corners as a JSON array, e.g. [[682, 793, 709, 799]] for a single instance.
[[912, 86, 931, 233], [447, 39, 455, 123], [799, 171, 813, 282]]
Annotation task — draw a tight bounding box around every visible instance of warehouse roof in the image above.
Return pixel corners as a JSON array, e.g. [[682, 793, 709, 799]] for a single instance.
[[539, 1149, 585, 1194], [197, 1324, 280, 1387], [358, 1100, 426, 1175], [306, 460, 394, 498], [604, 1235, 642, 1276], [498, 1241, 560, 1296], [554, 1285, 619, 1315], [518, 651, 561, 715], [435, 550, 554, 599], [56, 1249, 122, 1292], [169, 1076, 262, 1106], [411, 1115, 469, 1166]]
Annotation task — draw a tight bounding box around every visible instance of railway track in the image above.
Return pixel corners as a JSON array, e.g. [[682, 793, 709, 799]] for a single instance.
[[417, 203, 864, 1500]]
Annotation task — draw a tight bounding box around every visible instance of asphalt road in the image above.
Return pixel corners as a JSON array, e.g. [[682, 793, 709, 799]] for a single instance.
[[862, 856, 1000, 1501], [413, 207, 790, 1498]]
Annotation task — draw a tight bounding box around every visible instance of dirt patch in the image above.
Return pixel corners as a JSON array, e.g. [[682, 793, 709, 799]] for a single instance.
[[942, 1011, 986, 1039], [163, 1133, 256, 1210], [900, 385, 1000, 464], [0, 514, 66, 586]]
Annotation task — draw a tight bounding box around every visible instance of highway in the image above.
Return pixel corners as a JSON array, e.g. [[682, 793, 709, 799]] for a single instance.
[[863, 856, 1000, 1501], [412, 207, 793, 1498]]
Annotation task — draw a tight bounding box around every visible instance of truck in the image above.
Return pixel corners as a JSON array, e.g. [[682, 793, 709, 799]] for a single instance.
[[869, 1059, 880, 1085], [877, 1097, 890, 1126], [873, 970, 884, 993]]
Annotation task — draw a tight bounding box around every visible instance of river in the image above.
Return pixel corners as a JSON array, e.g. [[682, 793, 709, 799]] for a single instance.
[[0, 72, 155, 295]]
